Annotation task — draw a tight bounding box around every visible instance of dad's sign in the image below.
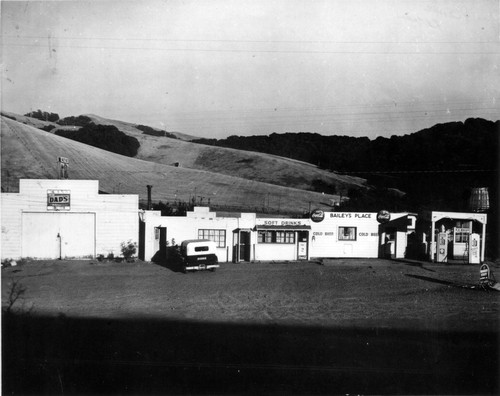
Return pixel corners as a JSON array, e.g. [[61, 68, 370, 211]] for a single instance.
[[47, 190, 71, 211]]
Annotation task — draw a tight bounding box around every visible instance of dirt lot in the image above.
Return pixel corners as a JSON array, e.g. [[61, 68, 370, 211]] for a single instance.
[[2, 258, 500, 394]]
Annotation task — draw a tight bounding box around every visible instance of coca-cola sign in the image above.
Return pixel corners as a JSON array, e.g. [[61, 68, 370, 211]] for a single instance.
[[376, 210, 391, 224], [310, 209, 325, 223]]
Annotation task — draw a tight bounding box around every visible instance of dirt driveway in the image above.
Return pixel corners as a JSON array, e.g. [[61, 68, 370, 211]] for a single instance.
[[2, 258, 499, 395], [2, 258, 499, 329]]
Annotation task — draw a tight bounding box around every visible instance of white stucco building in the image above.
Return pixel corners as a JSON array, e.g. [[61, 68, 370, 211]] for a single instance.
[[1, 179, 139, 260], [139, 207, 417, 263]]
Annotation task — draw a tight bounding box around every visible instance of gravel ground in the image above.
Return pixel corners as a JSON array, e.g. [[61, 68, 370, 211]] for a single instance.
[[2, 258, 499, 330], [2, 258, 499, 395]]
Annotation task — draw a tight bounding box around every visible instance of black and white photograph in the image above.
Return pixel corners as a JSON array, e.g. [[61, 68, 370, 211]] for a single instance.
[[1, 0, 499, 394]]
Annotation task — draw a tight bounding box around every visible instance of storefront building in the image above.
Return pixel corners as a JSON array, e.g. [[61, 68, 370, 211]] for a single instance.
[[307, 210, 416, 259], [139, 207, 419, 263], [139, 207, 312, 263], [1, 179, 139, 260]]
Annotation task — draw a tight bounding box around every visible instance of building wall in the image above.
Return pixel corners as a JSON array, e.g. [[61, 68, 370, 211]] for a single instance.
[[309, 212, 380, 258], [141, 208, 241, 262], [256, 243, 297, 261], [1, 179, 138, 260], [141, 208, 417, 262]]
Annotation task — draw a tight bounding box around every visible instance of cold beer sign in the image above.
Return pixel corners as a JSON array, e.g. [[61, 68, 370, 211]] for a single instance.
[[47, 190, 71, 211]]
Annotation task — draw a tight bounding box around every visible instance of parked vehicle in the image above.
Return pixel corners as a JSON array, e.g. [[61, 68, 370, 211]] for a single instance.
[[180, 239, 219, 272]]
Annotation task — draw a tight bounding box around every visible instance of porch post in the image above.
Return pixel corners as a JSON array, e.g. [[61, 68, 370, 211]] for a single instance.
[[430, 220, 436, 262], [481, 222, 486, 263]]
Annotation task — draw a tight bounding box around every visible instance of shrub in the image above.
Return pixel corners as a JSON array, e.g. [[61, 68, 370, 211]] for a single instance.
[[136, 124, 178, 139], [121, 240, 137, 261], [24, 109, 59, 122], [55, 123, 140, 157], [56, 115, 92, 126], [40, 125, 56, 132]]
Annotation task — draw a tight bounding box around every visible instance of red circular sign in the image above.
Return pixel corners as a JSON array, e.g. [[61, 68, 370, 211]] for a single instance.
[[376, 210, 391, 223], [310, 209, 325, 223]]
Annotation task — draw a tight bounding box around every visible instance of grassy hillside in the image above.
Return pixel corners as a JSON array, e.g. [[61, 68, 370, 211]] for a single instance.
[[84, 115, 367, 193], [2, 111, 366, 194], [1, 117, 341, 215]]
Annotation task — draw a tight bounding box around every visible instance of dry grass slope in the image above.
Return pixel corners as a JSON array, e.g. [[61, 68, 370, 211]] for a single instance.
[[1, 117, 339, 214], [80, 114, 366, 193]]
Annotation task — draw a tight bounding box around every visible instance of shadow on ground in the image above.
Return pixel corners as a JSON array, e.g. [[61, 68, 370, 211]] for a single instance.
[[3, 313, 498, 395], [151, 249, 184, 273], [406, 273, 481, 289], [391, 258, 436, 272]]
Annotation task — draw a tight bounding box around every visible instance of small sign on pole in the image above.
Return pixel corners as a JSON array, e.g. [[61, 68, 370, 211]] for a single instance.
[[57, 157, 69, 179]]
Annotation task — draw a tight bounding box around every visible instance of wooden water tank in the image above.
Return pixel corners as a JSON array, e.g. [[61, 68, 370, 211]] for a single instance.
[[469, 187, 489, 212]]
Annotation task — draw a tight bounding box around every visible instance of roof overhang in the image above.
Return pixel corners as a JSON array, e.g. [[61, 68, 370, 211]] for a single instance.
[[255, 225, 311, 231], [422, 211, 487, 224]]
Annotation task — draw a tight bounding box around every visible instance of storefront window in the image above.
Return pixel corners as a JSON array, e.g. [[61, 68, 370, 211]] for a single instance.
[[276, 232, 285, 243], [258, 230, 295, 244], [198, 229, 226, 248], [338, 226, 356, 241]]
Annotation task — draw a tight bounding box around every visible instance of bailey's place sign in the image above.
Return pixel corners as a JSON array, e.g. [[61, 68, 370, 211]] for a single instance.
[[47, 190, 71, 211], [329, 213, 372, 219]]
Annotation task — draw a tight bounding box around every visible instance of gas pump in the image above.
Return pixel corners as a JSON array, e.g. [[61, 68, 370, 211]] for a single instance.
[[436, 232, 448, 262], [469, 233, 480, 264]]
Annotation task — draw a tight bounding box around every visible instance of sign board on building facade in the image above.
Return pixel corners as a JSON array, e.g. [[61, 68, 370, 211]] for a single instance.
[[310, 209, 325, 223], [47, 190, 71, 211], [376, 210, 391, 223]]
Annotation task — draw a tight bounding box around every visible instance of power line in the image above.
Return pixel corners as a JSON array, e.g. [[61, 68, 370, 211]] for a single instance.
[[165, 107, 499, 122], [2, 34, 498, 45], [337, 169, 497, 174], [3, 43, 498, 55], [129, 100, 495, 121]]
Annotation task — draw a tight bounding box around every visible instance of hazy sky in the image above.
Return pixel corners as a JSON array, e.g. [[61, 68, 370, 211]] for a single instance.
[[1, 0, 499, 138]]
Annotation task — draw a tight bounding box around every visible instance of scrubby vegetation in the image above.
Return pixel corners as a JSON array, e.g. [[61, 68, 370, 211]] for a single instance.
[[57, 115, 92, 126], [40, 125, 56, 132], [193, 119, 498, 174], [136, 124, 178, 139], [24, 109, 59, 122], [55, 123, 140, 157], [193, 118, 498, 210]]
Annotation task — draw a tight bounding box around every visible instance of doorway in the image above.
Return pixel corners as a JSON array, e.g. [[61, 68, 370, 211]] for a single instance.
[[239, 231, 251, 261], [152, 227, 167, 263], [297, 231, 309, 260], [22, 212, 95, 259]]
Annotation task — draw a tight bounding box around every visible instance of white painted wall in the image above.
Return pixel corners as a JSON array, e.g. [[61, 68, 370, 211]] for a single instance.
[[1, 179, 138, 260], [256, 243, 297, 261], [141, 209, 416, 262], [309, 212, 380, 258], [141, 209, 241, 262]]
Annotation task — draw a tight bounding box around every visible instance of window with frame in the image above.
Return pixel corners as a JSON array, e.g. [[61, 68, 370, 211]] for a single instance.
[[338, 226, 356, 241], [258, 230, 295, 244], [258, 231, 272, 243], [455, 231, 469, 243], [198, 229, 226, 248]]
